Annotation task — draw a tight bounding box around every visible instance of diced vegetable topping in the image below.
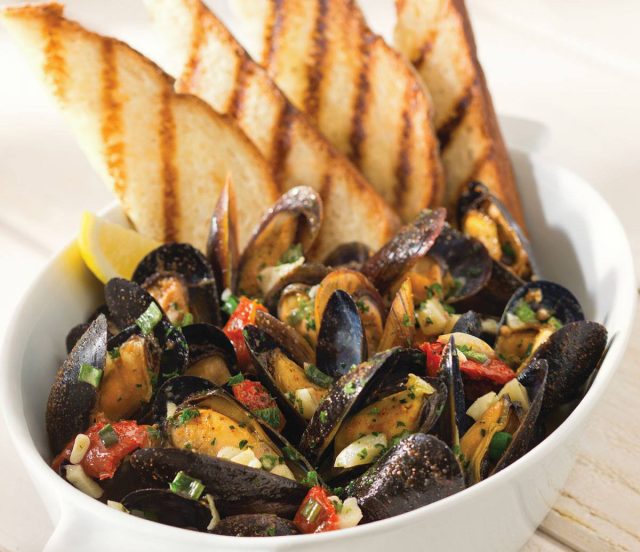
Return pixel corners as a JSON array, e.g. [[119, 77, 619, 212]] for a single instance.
[[169, 471, 205, 500], [230, 379, 284, 430], [294, 486, 339, 534], [223, 297, 267, 369], [78, 363, 103, 388], [136, 302, 162, 335], [98, 424, 119, 448], [303, 363, 334, 389], [334, 433, 388, 468], [65, 464, 104, 499], [488, 431, 512, 461]]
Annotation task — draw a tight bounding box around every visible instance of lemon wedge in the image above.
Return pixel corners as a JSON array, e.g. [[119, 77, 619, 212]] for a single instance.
[[78, 212, 161, 283]]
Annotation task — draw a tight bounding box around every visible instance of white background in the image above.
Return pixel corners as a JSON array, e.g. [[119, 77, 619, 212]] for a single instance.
[[0, 1, 639, 550]]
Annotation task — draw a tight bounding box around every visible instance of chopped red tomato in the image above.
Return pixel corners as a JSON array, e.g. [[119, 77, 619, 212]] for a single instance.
[[223, 296, 267, 370], [52, 420, 151, 480], [419, 340, 514, 385], [231, 379, 285, 431], [232, 379, 276, 411], [420, 341, 444, 377], [294, 485, 339, 534]]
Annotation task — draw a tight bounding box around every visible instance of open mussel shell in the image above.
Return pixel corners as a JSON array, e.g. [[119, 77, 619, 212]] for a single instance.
[[104, 279, 189, 385], [121, 489, 211, 531], [130, 448, 309, 519], [298, 348, 418, 464], [146, 375, 216, 424], [244, 324, 316, 434], [492, 359, 548, 474], [47, 315, 107, 454], [346, 433, 465, 523], [434, 337, 471, 448], [323, 242, 371, 269], [457, 181, 539, 279], [132, 243, 220, 326], [212, 514, 299, 537], [236, 186, 323, 297], [499, 280, 585, 328], [316, 290, 367, 379], [207, 177, 239, 295], [528, 321, 606, 411], [429, 225, 493, 304], [254, 310, 315, 367], [262, 263, 330, 313], [460, 261, 524, 317], [182, 324, 238, 385], [362, 208, 446, 292]]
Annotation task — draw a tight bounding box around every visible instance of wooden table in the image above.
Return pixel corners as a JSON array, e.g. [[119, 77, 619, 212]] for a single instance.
[[0, 1, 638, 550]]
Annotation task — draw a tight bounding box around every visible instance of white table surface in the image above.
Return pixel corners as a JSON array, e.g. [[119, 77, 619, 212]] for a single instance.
[[0, 1, 638, 550]]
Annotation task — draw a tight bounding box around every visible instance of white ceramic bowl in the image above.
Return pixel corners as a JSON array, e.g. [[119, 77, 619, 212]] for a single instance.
[[0, 150, 635, 552]]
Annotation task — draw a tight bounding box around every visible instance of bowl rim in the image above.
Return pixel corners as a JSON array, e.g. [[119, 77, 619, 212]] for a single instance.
[[0, 151, 636, 546]]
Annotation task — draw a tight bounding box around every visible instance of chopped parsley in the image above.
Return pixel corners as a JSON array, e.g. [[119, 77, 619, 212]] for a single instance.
[[501, 242, 516, 261], [357, 448, 368, 460], [443, 303, 456, 315], [254, 407, 281, 429], [304, 364, 334, 389], [301, 470, 319, 487], [260, 454, 278, 470], [146, 426, 161, 441], [265, 527, 276, 537], [227, 373, 245, 386], [425, 283, 443, 299], [548, 316, 563, 330], [279, 243, 303, 265], [514, 300, 537, 324], [108, 347, 120, 360], [402, 313, 412, 327], [238, 439, 248, 450], [174, 407, 200, 426], [355, 299, 369, 313], [368, 407, 380, 416], [343, 381, 357, 395], [319, 410, 328, 424]]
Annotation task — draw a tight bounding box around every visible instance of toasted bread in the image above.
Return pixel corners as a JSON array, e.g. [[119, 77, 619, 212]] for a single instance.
[[394, 0, 525, 229], [0, 3, 280, 251], [144, 0, 400, 260], [229, 0, 444, 223]]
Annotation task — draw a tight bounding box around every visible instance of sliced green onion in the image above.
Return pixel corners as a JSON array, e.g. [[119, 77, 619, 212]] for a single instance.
[[98, 424, 119, 448], [514, 301, 537, 324], [458, 345, 488, 364], [221, 292, 240, 316], [443, 303, 456, 315], [279, 243, 303, 265], [260, 454, 278, 471], [136, 302, 162, 335], [180, 312, 194, 327], [300, 497, 322, 522], [254, 407, 281, 429], [548, 316, 563, 330], [301, 470, 319, 487], [304, 364, 334, 389], [488, 431, 512, 461], [169, 470, 205, 500], [78, 363, 103, 388], [227, 373, 245, 386]]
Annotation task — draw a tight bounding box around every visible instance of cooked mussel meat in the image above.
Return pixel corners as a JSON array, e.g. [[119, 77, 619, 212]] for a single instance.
[[182, 324, 237, 385]]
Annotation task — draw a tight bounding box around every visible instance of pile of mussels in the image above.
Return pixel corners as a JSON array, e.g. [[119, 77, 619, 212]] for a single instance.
[[47, 182, 608, 537]]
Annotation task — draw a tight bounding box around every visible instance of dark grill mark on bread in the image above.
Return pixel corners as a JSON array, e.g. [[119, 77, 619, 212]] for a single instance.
[[437, 88, 472, 150], [271, 102, 296, 186], [304, 0, 329, 119], [159, 90, 178, 241], [348, 33, 373, 165], [228, 56, 251, 119], [42, 5, 67, 101], [393, 99, 412, 210], [181, 2, 205, 89], [100, 40, 126, 196], [264, 0, 285, 72]]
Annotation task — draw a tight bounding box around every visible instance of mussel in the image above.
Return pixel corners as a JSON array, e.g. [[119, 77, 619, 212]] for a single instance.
[[182, 324, 237, 385], [133, 243, 220, 326], [212, 514, 299, 536], [346, 433, 465, 523], [207, 177, 239, 294]]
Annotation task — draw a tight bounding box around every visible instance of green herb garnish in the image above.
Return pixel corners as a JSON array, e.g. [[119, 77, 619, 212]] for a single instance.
[[458, 345, 488, 363], [136, 302, 162, 335], [108, 347, 120, 360], [238, 439, 248, 450], [227, 373, 245, 386], [488, 431, 512, 461], [98, 424, 119, 448], [319, 410, 328, 424], [343, 381, 357, 395], [304, 364, 334, 389], [78, 363, 103, 388], [260, 454, 278, 470], [175, 407, 200, 426], [279, 243, 303, 265], [301, 470, 319, 487], [514, 300, 537, 324], [169, 471, 205, 500], [254, 407, 281, 429], [221, 294, 240, 316]]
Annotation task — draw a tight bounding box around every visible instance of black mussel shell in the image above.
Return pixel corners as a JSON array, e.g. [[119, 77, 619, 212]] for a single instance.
[[499, 280, 585, 328], [362, 208, 446, 292], [121, 489, 211, 531], [182, 323, 238, 382], [434, 337, 471, 446], [101, 458, 162, 503], [46, 315, 107, 454], [323, 242, 371, 269], [212, 514, 299, 537], [237, 187, 323, 297], [133, 243, 220, 326], [492, 359, 548, 474], [451, 311, 483, 337], [130, 448, 308, 519], [429, 225, 493, 304], [299, 348, 413, 464], [104, 279, 189, 385], [316, 290, 367, 379], [262, 263, 330, 314], [66, 323, 90, 353], [346, 433, 465, 523], [528, 321, 606, 411], [459, 261, 524, 317], [146, 375, 216, 424]]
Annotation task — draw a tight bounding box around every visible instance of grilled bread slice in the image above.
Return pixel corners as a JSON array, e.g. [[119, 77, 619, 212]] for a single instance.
[[230, 0, 444, 223], [394, 0, 525, 229], [144, 0, 400, 260], [0, 3, 280, 251]]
